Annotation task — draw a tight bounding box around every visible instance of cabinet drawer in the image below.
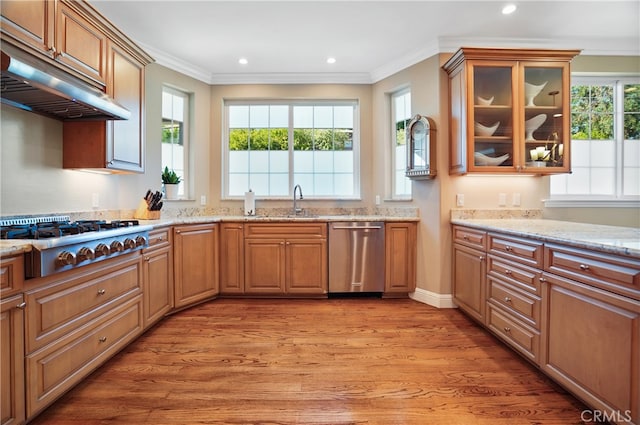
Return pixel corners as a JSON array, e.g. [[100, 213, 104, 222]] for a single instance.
[[0, 254, 24, 297], [488, 233, 543, 268], [25, 254, 142, 353], [453, 226, 486, 250], [487, 303, 539, 363], [487, 278, 540, 328], [245, 223, 327, 238], [487, 255, 541, 295], [26, 295, 142, 418], [545, 244, 640, 301], [145, 227, 172, 251]]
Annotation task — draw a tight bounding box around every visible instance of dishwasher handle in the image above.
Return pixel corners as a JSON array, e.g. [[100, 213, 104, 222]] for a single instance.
[[331, 225, 383, 230]]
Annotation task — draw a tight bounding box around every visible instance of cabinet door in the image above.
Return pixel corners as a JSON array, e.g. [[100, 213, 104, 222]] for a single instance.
[[142, 246, 173, 328], [384, 222, 417, 294], [468, 60, 518, 172], [173, 224, 218, 308], [244, 239, 285, 294], [1, 294, 25, 425], [285, 239, 327, 295], [0, 0, 54, 55], [453, 243, 486, 323], [55, 1, 107, 88], [220, 224, 245, 294], [542, 274, 640, 424], [519, 62, 571, 173], [105, 41, 145, 172]]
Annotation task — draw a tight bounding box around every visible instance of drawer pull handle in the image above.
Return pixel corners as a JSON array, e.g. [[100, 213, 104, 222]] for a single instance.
[[97, 289, 106, 295], [16, 302, 26, 310], [505, 246, 513, 251], [503, 327, 511, 333], [579, 264, 590, 271], [99, 336, 107, 343], [504, 269, 512, 275], [504, 297, 512, 303]]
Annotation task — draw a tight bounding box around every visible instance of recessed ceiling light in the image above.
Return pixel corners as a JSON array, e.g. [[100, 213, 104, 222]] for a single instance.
[[238, 58, 248, 65], [326, 57, 336, 64], [502, 4, 517, 14]]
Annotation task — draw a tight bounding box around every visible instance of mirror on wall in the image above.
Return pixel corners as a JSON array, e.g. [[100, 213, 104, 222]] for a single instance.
[[405, 114, 436, 179]]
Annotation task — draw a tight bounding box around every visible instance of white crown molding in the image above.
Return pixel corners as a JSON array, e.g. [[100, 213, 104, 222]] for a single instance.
[[208, 72, 372, 85], [140, 37, 639, 86]]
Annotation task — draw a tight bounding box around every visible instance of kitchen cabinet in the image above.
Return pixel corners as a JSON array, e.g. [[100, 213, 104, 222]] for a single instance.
[[384, 222, 417, 295], [244, 223, 327, 296], [0, 254, 25, 425], [142, 227, 173, 328], [1, 0, 109, 89], [443, 47, 580, 174], [485, 233, 543, 363], [173, 224, 219, 308], [62, 40, 150, 173], [452, 226, 487, 322], [220, 223, 245, 294], [23, 253, 143, 419], [452, 223, 640, 425]]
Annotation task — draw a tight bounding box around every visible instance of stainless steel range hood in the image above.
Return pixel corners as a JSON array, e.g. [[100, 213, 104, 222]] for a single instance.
[[1, 50, 130, 121]]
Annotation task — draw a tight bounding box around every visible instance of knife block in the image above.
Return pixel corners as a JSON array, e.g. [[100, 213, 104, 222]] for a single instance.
[[134, 199, 161, 220]]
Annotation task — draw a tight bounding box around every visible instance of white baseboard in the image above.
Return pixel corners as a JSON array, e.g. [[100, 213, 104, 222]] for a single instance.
[[409, 288, 457, 309]]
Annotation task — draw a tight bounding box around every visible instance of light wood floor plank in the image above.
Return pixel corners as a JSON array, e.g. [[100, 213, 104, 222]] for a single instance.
[[29, 298, 588, 424]]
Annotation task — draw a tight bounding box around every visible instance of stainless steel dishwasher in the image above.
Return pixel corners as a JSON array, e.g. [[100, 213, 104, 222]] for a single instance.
[[329, 222, 385, 293]]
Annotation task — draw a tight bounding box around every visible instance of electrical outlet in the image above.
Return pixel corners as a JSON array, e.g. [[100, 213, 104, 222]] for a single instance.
[[498, 193, 507, 206], [91, 193, 99, 208], [375, 195, 381, 205], [456, 194, 464, 207], [200, 195, 206, 206], [513, 193, 521, 207]]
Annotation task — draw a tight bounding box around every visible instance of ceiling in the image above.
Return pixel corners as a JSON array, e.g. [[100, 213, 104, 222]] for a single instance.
[[91, 1, 640, 84]]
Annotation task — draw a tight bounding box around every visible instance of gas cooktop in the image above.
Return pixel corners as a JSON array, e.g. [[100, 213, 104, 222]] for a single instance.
[[0, 217, 141, 240]]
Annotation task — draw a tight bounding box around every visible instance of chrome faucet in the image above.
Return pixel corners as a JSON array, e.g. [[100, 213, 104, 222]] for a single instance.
[[293, 184, 304, 215]]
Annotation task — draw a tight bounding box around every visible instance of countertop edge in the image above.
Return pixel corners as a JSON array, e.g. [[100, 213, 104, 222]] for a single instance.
[[451, 218, 640, 259]]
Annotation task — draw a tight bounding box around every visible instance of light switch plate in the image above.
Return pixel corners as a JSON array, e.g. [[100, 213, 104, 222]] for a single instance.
[[513, 193, 521, 206], [91, 193, 99, 208], [456, 194, 464, 207], [498, 193, 507, 206]]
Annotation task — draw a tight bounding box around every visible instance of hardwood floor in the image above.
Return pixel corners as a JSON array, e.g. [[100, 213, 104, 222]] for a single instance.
[[30, 298, 589, 424]]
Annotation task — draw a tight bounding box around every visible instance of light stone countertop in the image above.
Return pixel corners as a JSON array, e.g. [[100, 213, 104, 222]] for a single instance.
[[451, 218, 640, 258], [0, 214, 419, 257]]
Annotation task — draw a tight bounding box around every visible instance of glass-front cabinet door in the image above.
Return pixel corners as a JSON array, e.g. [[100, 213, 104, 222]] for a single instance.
[[521, 63, 569, 172], [470, 62, 517, 170], [444, 47, 580, 175]]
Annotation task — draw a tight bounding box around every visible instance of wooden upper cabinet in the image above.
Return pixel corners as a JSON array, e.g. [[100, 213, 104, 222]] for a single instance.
[[55, 0, 108, 88], [443, 48, 580, 175], [0, 0, 54, 55]]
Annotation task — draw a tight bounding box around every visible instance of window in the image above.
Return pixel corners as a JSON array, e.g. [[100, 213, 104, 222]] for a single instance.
[[549, 77, 640, 203], [391, 89, 412, 198], [162, 87, 189, 197], [225, 101, 359, 198]]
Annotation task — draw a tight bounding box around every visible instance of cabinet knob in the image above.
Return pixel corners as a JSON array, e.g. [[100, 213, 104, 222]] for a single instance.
[[504, 269, 512, 275], [504, 327, 511, 333], [463, 235, 469, 240], [579, 264, 590, 271], [479, 256, 485, 261], [176, 230, 181, 234], [144, 256, 150, 262], [504, 297, 512, 303], [539, 277, 547, 283], [505, 245, 513, 252], [97, 289, 106, 296], [15, 302, 26, 310], [99, 336, 107, 343]]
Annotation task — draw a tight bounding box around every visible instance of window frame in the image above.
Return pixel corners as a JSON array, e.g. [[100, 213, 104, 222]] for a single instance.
[[390, 88, 412, 200], [547, 75, 640, 208], [161, 85, 190, 199], [222, 99, 361, 200]]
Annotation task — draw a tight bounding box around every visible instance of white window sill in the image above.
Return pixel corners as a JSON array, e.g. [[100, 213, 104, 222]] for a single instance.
[[543, 198, 640, 208]]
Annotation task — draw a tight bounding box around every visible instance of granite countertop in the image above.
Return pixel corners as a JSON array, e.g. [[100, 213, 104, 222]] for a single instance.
[[0, 214, 419, 257], [451, 218, 640, 258]]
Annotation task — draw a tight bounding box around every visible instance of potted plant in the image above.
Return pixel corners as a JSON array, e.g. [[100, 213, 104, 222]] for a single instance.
[[161, 166, 181, 199]]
